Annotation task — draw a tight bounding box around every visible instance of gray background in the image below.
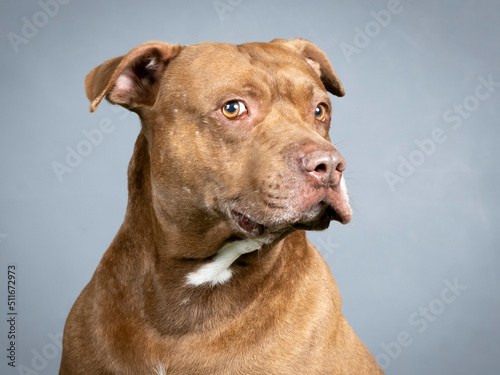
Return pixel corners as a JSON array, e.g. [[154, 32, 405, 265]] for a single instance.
[[1, 0, 499, 374]]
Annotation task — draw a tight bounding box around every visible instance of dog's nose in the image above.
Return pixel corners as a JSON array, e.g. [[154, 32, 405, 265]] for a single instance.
[[300, 148, 345, 187]]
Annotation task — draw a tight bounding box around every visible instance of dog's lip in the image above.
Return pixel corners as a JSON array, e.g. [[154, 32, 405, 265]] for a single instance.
[[324, 186, 352, 224], [231, 210, 267, 236]]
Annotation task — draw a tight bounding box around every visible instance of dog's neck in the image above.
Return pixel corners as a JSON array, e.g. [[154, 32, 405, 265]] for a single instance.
[[114, 130, 309, 335]]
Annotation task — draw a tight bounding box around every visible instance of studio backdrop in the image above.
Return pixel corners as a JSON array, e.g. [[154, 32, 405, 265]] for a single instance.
[[0, 1, 499, 374]]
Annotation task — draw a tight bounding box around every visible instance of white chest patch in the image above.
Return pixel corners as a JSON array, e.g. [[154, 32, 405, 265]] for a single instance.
[[153, 364, 166, 375], [186, 238, 264, 286]]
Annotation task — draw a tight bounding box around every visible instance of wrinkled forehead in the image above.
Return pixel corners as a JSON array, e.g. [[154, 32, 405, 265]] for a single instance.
[[164, 42, 328, 109]]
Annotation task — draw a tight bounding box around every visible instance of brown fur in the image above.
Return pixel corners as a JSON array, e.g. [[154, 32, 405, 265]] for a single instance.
[[59, 39, 383, 374]]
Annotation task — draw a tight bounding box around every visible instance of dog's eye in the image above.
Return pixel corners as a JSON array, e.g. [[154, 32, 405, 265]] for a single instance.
[[315, 104, 327, 122], [222, 101, 247, 119]]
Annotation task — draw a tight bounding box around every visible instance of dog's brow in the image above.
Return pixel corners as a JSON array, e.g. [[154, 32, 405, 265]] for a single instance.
[[229, 85, 261, 98]]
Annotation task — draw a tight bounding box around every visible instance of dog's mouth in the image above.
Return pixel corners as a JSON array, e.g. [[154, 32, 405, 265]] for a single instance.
[[231, 210, 267, 236], [231, 194, 351, 237], [231, 206, 331, 238]]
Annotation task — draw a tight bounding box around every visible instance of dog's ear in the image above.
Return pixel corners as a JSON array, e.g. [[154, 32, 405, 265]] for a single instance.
[[85, 41, 182, 112], [271, 38, 345, 97]]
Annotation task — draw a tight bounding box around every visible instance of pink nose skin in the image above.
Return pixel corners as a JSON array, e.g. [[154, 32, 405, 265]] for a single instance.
[[300, 149, 346, 187]]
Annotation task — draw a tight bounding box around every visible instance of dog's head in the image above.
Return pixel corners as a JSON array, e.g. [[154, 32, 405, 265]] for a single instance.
[[85, 39, 351, 243]]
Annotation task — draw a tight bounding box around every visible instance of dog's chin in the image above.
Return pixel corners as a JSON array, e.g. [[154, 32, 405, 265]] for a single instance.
[[289, 200, 352, 232], [290, 206, 335, 232]]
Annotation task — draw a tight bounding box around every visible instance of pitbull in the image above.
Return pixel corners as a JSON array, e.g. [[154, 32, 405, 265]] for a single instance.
[[59, 38, 384, 374]]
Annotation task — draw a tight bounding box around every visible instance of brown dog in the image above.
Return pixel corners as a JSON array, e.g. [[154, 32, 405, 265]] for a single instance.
[[59, 38, 383, 374]]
